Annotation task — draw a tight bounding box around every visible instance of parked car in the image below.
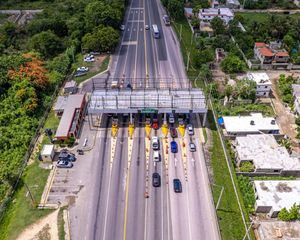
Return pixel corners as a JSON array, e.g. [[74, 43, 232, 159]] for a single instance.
[[189, 142, 196, 152], [74, 71, 87, 77], [173, 179, 182, 193], [170, 141, 178, 153], [77, 149, 84, 155], [58, 151, 76, 162], [120, 24, 125, 31], [152, 173, 161, 187], [77, 66, 89, 72], [57, 160, 73, 168], [145, 25, 149, 30], [84, 54, 95, 62], [170, 127, 178, 138]]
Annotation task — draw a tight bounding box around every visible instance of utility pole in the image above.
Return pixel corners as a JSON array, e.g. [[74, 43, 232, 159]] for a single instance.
[[24, 182, 35, 207], [180, 24, 182, 42], [187, 52, 190, 71]]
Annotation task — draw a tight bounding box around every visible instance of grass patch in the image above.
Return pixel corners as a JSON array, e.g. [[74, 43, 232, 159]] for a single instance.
[[72, 54, 110, 84], [57, 207, 66, 240], [208, 110, 254, 240], [44, 110, 59, 131], [0, 160, 53, 240], [237, 12, 300, 29]]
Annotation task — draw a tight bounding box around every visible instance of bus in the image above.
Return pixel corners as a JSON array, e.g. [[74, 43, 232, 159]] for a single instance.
[[152, 24, 160, 39]]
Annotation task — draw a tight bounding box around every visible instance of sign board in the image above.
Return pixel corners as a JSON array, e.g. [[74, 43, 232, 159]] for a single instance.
[[141, 108, 157, 114]]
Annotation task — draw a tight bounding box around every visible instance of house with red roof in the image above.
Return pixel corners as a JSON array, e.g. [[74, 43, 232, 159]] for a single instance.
[[254, 42, 290, 67]]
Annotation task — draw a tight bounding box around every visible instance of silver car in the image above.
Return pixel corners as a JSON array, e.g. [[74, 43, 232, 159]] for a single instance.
[[57, 160, 73, 168], [189, 142, 196, 152]]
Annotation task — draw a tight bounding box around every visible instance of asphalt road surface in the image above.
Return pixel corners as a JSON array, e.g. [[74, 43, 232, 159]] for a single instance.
[[70, 0, 220, 239]]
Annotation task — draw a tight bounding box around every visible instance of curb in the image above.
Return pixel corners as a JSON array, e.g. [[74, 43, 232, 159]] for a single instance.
[[40, 165, 57, 207]]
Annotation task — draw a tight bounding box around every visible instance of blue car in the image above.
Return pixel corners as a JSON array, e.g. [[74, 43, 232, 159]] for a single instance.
[[170, 141, 178, 153]]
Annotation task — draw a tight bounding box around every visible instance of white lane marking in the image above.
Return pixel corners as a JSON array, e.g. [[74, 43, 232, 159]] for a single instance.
[[102, 165, 113, 240]]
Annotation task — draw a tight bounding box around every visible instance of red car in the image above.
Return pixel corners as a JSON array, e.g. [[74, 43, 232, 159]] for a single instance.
[[152, 119, 159, 130]]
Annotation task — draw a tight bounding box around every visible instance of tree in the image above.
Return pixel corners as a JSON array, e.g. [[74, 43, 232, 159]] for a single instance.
[[85, 1, 122, 30], [199, 64, 212, 81], [221, 55, 246, 74], [29, 31, 63, 58], [193, 49, 214, 68], [211, 17, 226, 35], [82, 26, 119, 52], [236, 78, 257, 101], [167, 0, 184, 20]]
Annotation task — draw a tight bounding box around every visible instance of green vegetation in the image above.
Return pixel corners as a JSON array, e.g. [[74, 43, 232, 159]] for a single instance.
[[0, 0, 55, 9], [0, 160, 52, 240], [243, 0, 298, 9], [231, 14, 300, 63], [239, 162, 254, 172], [278, 203, 300, 221], [214, 102, 274, 117], [278, 74, 298, 105], [208, 111, 252, 239], [221, 55, 247, 74], [237, 176, 256, 214], [57, 207, 66, 240]]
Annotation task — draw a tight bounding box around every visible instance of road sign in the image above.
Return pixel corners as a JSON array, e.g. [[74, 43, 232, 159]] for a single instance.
[[141, 108, 157, 114]]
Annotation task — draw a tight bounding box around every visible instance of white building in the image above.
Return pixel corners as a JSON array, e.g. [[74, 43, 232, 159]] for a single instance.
[[235, 134, 300, 175], [254, 180, 300, 217], [40, 144, 55, 162], [247, 72, 272, 97], [198, 8, 234, 25], [221, 113, 280, 136], [292, 84, 300, 116]]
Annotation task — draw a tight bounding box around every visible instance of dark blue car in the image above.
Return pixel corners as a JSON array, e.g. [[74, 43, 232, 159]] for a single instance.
[[170, 141, 178, 153]]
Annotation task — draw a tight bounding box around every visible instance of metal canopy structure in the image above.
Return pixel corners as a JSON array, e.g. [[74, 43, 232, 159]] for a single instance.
[[88, 88, 207, 114]]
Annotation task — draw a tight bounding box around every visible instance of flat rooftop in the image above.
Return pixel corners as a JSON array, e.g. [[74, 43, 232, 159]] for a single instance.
[[199, 8, 234, 17], [257, 220, 300, 240], [41, 144, 54, 156], [235, 134, 300, 170], [247, 72, 271, 85], [89, 89, 207, 114], [53, 96, 68, 111], [254, 180, 300, 212], [55, 94, 85, 138], [222, 113, 279, 134]]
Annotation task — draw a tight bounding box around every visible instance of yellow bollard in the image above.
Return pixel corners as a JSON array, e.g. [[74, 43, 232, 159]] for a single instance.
[[162, 124, 169, 138], [128, 123, 134, 139], [145, 124, 151, 138], [111, 123, 118, 138], [178, 124, 185, 137]]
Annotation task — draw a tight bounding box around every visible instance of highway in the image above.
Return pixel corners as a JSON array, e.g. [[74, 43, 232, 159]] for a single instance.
[[70, 0, 220, 239]]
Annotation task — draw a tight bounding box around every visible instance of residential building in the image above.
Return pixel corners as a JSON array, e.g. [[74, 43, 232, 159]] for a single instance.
[[198, 8, 234, 25], [226, 0, 240, 9], [254, 42, 290, 66], [55, 94, 86, 140], [247, 72, 272, 97], [200, 21, 214, 37], [254, 180, 300, 217], [234, 134, 300, 175], [40, 144, 55, 162], [292, 84, 300, 97], [220, 113, 280, 137], [211, 0, 219, 8], [184, 8, 193, 19], [64, 80, 77, 94]]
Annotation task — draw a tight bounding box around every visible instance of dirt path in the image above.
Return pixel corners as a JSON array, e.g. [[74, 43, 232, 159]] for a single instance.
[[16, 209, 59, 240]]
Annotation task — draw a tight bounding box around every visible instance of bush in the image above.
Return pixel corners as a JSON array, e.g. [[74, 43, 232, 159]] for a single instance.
[[239, 161, 254, 172], [221, 55, 246, 74], [237, 176, 256, 214], [278, 203, 300, 221]]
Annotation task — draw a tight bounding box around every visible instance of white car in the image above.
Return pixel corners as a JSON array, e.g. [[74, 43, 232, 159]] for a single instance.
[[168, 113, 175, 124], [77, 66, 89, 72], [120, 24, 125, 31], [84, 57, 95, 62], [145, 25, 149, 30]]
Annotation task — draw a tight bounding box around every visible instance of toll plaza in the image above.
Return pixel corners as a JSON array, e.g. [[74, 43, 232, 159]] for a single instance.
[[88, 88, 207, 126]]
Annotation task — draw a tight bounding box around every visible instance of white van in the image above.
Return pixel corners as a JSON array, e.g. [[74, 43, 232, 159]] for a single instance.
[[153, 151, 160, 162], [152, 136, 159, 150]]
